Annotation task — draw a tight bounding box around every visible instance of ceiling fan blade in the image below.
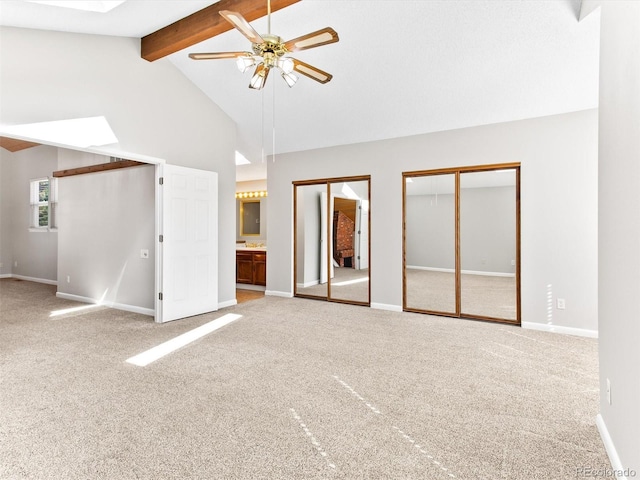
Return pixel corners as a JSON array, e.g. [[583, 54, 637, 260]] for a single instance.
[[284, 27, 339, 53], [189, 51, 253, 60], [220, 10, 264, 45], [291, 58, 333, 84]]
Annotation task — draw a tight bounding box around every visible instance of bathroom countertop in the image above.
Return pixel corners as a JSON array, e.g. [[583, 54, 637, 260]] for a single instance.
[[236, 246, 267, 252]]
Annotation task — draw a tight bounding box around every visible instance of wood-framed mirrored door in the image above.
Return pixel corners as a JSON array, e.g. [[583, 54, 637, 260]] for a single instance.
[[294, 176, 371, 306], [403, 164, 520, 324]]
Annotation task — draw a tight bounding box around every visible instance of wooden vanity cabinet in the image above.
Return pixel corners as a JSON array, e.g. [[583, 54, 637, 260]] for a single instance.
[[236, 251, 266, 286]]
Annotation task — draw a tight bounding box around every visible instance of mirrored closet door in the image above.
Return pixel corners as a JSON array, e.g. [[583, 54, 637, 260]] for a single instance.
[[403, 164, 520, 324], [294, 176, 371, 306]]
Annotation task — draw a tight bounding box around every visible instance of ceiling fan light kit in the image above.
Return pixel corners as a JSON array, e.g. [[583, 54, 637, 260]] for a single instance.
[[188, 1, 339, 90]]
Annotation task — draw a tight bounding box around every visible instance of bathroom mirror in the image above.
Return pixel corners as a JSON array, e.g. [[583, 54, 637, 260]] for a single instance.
[[404, 173, 457, 315], [240, 200, 261, 236], [294, 176, 371, 305]]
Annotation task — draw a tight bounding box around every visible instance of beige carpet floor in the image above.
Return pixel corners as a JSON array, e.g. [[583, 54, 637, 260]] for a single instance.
[[406, 269, 517, 320], [297, 267, 369, 303], [0, 278, 609, 479]]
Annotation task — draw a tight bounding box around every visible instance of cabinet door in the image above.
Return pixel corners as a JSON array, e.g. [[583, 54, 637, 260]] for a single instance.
[[253, 253, 266, 286], [236, 253, 254, 284]]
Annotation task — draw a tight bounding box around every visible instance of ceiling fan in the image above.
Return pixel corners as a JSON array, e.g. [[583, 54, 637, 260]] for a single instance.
[[188, 0, 339, 90]]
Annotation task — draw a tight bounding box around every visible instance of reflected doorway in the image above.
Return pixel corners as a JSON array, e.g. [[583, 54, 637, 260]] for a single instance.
[[294, 176, 371, 306]]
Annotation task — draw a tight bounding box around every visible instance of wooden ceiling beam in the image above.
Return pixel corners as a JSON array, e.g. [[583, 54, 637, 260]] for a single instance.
[[141, 0, 302, 62], [53, 160, 146, 178], [0, 136, 41, 152]]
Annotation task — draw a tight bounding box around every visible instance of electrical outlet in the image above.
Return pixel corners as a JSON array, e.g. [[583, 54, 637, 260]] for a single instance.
[[14, 261, 18, 268], [606, 378, 611, 405], [66, 275, 71, 284], [511, 259, 516, 266], [140, 249, 149, 259], [557, 298, 566, 309]]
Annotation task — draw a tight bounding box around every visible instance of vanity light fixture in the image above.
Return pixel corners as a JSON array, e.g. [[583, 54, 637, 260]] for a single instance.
[[235, 191, 268, 199]]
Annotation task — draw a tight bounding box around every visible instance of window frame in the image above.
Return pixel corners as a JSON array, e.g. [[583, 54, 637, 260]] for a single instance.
[[29, 177, 58, 232]]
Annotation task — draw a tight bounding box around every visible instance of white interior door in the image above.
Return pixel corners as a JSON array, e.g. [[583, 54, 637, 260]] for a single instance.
[[320, 191, 327, 284], [355, 200, 369, 270], [156, 164, 218, 323]]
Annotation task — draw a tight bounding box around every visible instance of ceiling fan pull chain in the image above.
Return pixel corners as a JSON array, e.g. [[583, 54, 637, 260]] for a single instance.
[[272, 77, 276, 163], [267, 0, 271, 35]]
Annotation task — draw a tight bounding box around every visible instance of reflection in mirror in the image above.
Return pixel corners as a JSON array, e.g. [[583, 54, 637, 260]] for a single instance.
[[328, 180, 370, 304], [240, 200, 260, 236], [295, 184, 328, 298], [404, 174, 457, 314], [460, 169, 517, 320]]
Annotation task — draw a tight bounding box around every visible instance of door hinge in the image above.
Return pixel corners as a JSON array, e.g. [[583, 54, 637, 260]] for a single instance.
[[159, 235, 163, 243], [158, 292, 163, 301], [159, 177, 164, 185]]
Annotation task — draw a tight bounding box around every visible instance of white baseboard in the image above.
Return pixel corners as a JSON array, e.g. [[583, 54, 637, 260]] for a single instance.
[[56, 292, 154, 316], [522, 321, 598, 338], [371, 302, 403, 312], [596, 414, 634, 479], [219, 298, 238, 309], [236, 284, 266, 292], [4, 274, 58, 285], [407, 266, 515, 277], [266, 290, 293, 298], [296, 280, 320, 288]]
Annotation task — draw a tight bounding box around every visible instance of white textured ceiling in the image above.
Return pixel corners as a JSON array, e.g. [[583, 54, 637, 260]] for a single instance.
[[0, 1, 600, 182]]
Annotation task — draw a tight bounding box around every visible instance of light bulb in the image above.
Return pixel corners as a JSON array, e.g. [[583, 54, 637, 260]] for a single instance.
[[281, 71, 298, 88], [249, 64, 269, 90], [236, 55, 256, 73], [278, 57, 294, 74]]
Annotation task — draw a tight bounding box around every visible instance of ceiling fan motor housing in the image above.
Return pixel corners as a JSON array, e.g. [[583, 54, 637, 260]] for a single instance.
[[253, 34, 288, 63]]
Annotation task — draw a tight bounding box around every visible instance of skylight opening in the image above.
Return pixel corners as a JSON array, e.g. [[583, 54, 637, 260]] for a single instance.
[[22, 0, 127, 13], [235, 151, 251, 165], [0, 116, 118, 148]]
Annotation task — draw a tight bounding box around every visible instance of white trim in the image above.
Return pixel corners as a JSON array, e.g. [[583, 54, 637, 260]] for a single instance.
[[10, 274, 58, 286], [57, 291, 101, 304], [371, 302, 403, 312], [55, 292, 154, 316], [236, 283, 266, 292], [596, 414, 633, 479], [407, 265, 515, 278], [218, 298, 238, 309], [522, 321, 598, 338], [0, 273, 12, 279], [109, 302, 154, 316], [266, 290, 293, 298], [296, 280, 320, 288]]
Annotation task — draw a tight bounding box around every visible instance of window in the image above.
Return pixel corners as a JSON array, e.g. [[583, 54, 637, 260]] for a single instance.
[[30, 177, 57, 231]]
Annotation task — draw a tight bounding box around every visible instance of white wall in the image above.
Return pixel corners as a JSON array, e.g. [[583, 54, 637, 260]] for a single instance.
[[406, 186, 516, 274], [0, 146, 58, 282], [56, 150, 155, 312], [0, 27, 237, 307], [598, 1, 640, 475], [0, 150, 12, 277], [268, 109, 598, 332]]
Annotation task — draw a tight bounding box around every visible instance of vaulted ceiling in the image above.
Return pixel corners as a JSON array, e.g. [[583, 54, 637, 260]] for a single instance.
[[0, 1, 600, 181]]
